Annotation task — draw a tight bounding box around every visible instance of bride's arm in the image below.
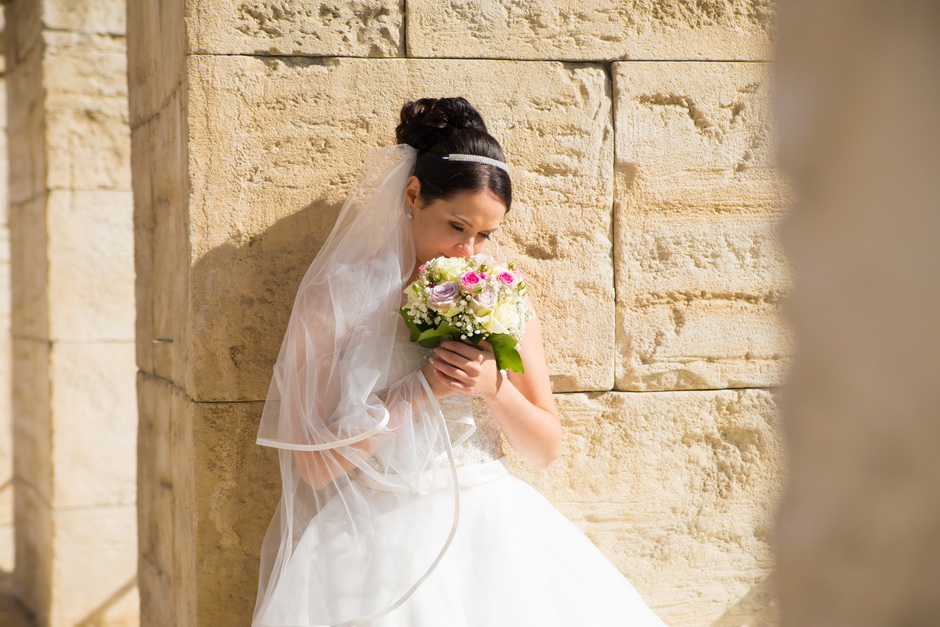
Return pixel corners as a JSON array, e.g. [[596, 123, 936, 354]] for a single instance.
[[293, 361, 457, 490], [274, 283, 457, 491], [428, 302, 561, 468]]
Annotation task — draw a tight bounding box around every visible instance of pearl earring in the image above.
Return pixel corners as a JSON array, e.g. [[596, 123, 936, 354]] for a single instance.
[[406, 212, 413, 220]]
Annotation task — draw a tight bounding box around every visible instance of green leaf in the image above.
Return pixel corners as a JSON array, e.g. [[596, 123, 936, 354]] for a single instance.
[[416, 324, 461, 348], [487, 333, 525, 373]]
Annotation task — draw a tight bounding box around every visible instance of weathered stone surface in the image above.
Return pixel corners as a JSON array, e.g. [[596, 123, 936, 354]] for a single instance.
[[11, 338, 51, 507], [187, 0, 404, 57], [126, 0, 186, 128], [613, 61, 792, 390], [12, 482, 52, 627], [49, 341, 137, 509], [44, 0, 126, 35], [50, 505, 139, 626], [136, 374, 195, 627], [506, 390, 784, 626], [5, 37, 44, 206], [43, 29, 131, 191], [130, 87, 190, 388], [8, 197, 48, 340], [47, 191, 135, 340], [46, 190, 135, 341], [184, 56, 613, 401], [137, 374, 278, 627], [408, 0, 775, 61], [192, 400, 279, 627]]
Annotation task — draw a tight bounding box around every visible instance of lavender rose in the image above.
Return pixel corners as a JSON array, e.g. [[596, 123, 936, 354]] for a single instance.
[[427, 281, 461, 316], [470, 286, 497, 315]]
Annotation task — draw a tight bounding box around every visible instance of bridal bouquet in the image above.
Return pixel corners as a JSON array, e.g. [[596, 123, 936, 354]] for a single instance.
[[399, 254, 532, 373]]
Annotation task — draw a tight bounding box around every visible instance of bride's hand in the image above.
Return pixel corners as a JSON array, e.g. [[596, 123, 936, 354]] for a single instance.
[[428, 339, 501, 400]]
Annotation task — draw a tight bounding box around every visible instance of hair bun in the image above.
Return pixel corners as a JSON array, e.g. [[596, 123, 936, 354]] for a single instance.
[[396, 97, 488, 151]]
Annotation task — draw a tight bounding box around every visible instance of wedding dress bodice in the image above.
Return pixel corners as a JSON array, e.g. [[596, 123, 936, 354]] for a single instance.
[[365, 333, 505, 473]]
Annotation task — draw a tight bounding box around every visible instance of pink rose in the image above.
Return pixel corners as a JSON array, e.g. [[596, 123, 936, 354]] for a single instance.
[[459, 271, 486, 292], [496, 271, 518, 287]]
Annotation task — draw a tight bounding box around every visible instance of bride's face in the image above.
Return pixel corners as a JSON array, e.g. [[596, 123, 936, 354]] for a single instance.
[[404, 175, 507, 266]]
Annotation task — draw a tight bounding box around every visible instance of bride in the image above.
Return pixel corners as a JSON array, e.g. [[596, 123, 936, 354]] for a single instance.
[[252, 97, 669, 626]]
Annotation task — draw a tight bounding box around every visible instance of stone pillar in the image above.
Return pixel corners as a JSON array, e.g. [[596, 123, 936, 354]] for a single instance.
[[773, 1, 940, 625], [4, 0, 137, 625], [0, 7, 12, 593], [129, 2, 786, 625]]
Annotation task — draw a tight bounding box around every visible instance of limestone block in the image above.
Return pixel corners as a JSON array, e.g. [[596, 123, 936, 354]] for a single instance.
[[6, 40, 44, 206], [11, 338, 51, 507], [50, 505, 138, 627], [185, 56, 613, 402], [44, 0, 126, 35], [408, 0, 775, 61], [45, 190, 135, 341], [131, 89, 190, 386], [48, 341, 137, 509], [136, 373, 195, 627], [8, 197, 48, 339], [192, 400, 279, 626], [186, 0, 403, 57], [507, 390, 784, 626], [12, 481, 52, 627], [2, 0, 41, 70], [43, 30, 131, 191], [613, 62, 792, 391], [126, 0, 186, 128]]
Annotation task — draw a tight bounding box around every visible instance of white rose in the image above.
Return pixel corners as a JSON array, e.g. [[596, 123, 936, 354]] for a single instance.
[[486, 302, 521, 335], [433, 257, 468, 282]]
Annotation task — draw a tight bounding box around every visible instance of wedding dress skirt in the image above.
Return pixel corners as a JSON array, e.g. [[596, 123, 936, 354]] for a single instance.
[[254, 337, 669, 627]]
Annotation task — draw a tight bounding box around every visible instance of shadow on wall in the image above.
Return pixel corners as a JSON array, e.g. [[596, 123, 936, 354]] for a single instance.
[[151, 198, 343, 625]]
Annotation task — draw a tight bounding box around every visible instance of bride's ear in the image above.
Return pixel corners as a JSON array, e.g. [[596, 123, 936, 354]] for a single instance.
[[404, 176, 421, 211]]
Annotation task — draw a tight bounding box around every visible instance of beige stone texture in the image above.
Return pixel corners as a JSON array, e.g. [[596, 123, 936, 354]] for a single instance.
[[187, 0, 404, 57], [130, 88, 189, 384], [192, 399, 279, 626], [5, 0, 138, 624], [46, 190, 135, 341], [136, 374, 195, 627], [772, 1, 940, 626], [136, 374, 278, 627], [13, 480, 52, 626], [43, 29, 131, 192], [183, 56, 614, 399], [613, 61, 792, 391], [507, 390, 784, 626], [43, 0, 125, 35], [408, 0, 776, 61], [126, 0, 186, 128], [8, 196, 49, 340], [50, 506, 138, 626], [49, 342, 137, 508], [5, 16, 43, 207]]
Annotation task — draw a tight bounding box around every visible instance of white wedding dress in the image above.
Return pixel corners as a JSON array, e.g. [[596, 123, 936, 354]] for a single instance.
[[255, 330, 669, 627]]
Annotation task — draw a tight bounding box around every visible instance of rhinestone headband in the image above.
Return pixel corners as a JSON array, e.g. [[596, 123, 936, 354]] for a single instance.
[[442, 153, 509, 173]]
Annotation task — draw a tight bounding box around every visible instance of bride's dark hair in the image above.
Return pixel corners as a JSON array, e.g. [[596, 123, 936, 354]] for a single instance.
[[396, 97, 512, 212]]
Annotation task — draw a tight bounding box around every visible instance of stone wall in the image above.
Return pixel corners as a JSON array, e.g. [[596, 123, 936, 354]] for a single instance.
[[4, 0, 137, 625], [128, 1, 788, 625]]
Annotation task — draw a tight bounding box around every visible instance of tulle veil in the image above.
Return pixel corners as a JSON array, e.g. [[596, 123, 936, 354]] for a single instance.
[[252, 144, 473, 626]]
